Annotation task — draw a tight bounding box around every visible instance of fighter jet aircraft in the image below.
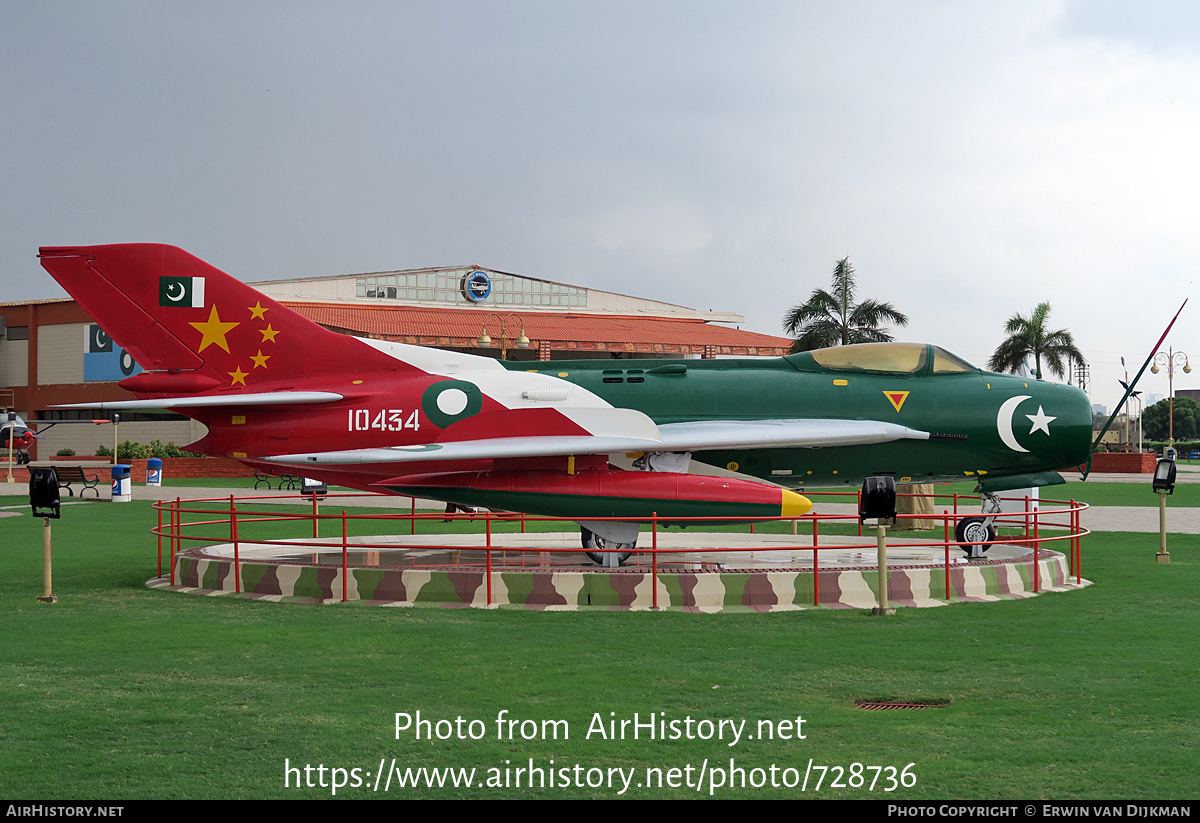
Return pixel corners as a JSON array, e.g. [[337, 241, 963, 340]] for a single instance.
[[38, 244, 1092, 560]]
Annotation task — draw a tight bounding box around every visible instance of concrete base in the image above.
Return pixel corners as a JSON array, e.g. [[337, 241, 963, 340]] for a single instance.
[[152, 531, 1091, 612], [1157, 552, 1171, 564]]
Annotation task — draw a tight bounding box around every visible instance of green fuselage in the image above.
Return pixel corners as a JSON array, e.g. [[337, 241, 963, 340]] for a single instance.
[[508, 346, 1092, 490]]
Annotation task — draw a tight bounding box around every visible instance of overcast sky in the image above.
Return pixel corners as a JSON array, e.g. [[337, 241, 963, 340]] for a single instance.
[[3, 0, 1198, 414]]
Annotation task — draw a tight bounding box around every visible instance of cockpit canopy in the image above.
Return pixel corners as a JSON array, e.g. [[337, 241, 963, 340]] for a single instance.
[[787, 342, 976, 375]]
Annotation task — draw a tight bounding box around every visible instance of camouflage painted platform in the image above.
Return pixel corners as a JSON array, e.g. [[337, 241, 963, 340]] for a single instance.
[[151, 541, 1089, 611]]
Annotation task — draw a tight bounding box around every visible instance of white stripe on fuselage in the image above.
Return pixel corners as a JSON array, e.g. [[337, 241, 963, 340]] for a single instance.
[[358, 338, 657, 439]]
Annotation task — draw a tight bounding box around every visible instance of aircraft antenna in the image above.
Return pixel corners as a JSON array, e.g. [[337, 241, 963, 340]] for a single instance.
[[1086, 300, 1188, 478]]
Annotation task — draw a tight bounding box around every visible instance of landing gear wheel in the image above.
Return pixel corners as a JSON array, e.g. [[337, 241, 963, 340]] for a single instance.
[[581, 528, 634, 566], [17, 452, 30, 465], [955, 516, 996, 558]]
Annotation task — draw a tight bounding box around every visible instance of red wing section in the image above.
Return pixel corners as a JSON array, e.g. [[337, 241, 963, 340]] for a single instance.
[[38, 244, 407, 395]]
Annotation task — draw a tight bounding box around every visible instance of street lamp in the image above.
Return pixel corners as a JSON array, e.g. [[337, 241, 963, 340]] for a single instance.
[[475, 313, 530, 359], [1150, 347, 1191, 445], [6, 411, 15, 484], [1133, 393, 1144, 454], [1121, 357, 1130, 450]]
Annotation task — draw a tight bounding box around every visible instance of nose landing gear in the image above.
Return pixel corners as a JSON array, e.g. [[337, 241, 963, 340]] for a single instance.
[[581, 527, 634, 567]]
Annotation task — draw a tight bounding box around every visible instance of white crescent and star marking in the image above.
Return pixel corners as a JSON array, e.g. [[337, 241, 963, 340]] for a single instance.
[[997, 395, 1058, 453], [165, 282, 186, 302]]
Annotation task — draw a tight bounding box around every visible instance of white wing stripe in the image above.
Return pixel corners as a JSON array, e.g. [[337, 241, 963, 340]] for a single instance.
[[263, 418, 930, 466]]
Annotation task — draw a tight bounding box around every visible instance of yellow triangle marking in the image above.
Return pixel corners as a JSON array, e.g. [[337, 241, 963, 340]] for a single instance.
[[884, 390, 910, 412]]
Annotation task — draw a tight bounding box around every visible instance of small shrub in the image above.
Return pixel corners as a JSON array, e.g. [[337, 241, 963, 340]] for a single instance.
[[95, 442, 201, 459], [55, 448, 76, 457]]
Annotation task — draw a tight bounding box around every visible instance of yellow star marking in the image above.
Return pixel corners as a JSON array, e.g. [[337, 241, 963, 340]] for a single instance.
[[248, 302, 269, 320], [250, 350, 270, 369], [259, 324, 279, 343], [228, 366, 249, 386], [189, 305, 240, 353]]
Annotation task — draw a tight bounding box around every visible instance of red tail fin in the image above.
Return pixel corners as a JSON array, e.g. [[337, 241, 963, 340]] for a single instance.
[[39, 244, 399, 395]]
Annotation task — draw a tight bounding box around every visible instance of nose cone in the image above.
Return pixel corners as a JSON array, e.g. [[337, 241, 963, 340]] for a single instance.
[[1048, 383, 1094, 469], [780, 489, 813, 517]]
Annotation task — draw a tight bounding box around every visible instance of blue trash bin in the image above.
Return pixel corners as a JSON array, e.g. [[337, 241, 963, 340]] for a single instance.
[[111, 464, 131, 502], [147, 458, 163, 487]]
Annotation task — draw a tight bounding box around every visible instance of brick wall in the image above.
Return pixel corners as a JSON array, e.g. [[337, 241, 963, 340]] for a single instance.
[[1090, 452, 1156, 473], [6, 457, 256, 484]]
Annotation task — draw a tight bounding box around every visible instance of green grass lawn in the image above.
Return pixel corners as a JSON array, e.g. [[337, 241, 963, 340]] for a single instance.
[[2, 498, 1196, 799]]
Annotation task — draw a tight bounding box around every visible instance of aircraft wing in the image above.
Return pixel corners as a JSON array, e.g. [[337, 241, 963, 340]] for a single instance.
[[262, 418, 930, 467]]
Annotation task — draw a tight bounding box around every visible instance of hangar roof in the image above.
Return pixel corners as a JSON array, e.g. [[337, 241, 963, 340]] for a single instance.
[[284, 301, 790, 356]]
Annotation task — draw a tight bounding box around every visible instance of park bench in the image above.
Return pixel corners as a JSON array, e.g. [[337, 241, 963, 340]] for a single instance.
[[253, 471, 300, 491], [55, 465, 101, 498]]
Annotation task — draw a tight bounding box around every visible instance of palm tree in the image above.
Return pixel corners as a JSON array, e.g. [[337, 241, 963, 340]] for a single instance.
[[987, 302, 1084, 380], [782, 258, 909, 353]]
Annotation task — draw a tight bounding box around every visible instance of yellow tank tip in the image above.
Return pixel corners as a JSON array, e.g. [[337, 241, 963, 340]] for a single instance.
[[780, 489, 813, 517]]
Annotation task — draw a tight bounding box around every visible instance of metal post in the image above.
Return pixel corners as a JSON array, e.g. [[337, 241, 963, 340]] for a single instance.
[[37, 518, 57, 602], [232, 502, 240, 594], [171, 497, 180, 585], [5, 416, 14, 483], [411, 497, 416, 536], [1032, 508, 1039, 593], [872, 524, 894, 615], [312, 494, 319, 539], [1068, 499, 1076, 577], [157, 503, 163, 579], [486, 512, 493, 606], [944, 511, 951, 601], [651, 512, 659, 610], [342, 511, 348, 603], [1157, 491, 1170, 563], [813, 546, 819, 606], [1075, 503, 1084, 587]]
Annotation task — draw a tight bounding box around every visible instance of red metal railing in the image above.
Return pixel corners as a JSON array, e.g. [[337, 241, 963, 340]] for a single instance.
[[151, 490, 1089, 605]]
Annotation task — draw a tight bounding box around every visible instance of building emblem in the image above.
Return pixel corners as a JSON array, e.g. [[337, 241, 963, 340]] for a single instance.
[[462, 270, 492, 302]]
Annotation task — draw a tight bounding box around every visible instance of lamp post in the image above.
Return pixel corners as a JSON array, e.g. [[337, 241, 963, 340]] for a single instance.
[[1121, 357, 1130, 450], [1151, 348, 1191, 445], [475, 313, 530, 359], [1134, 393, 1144, 454], [6, 411, 15, 483]]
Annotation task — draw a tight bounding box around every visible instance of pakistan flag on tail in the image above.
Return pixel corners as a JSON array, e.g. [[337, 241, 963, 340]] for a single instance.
[[160, 276, 205, 308]]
